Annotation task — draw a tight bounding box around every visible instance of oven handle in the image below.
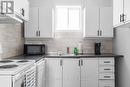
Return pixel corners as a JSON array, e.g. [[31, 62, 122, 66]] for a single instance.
[[12, 71, 26, 87], [21, 80, 25, 87]]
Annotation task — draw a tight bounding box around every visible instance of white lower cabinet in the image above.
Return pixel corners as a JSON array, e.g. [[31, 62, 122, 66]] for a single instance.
[[45, 58, 62, 87], [63, 59, 80, 87], [99, 66, 114, 73], [45, 57, 115, 87], [99, 58, 115, 87], [81, 58, 99, 87], [99, 73, 115, 80], [99, 80, 115, 87]]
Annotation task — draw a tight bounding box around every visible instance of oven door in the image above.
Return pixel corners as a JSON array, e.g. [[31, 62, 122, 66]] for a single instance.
[[13, 72, 26, 87]]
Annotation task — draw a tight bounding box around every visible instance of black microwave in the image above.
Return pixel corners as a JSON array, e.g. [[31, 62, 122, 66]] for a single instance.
[[24, 44, 46, 55]]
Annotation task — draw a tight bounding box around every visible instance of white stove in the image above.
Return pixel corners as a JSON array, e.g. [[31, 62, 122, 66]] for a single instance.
[[0, 59, 35, 75], [0, 59, 36, 87]]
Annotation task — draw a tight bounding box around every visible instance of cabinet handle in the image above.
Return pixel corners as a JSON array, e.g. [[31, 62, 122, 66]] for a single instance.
[[60, 60, 62, 66], [39, 31, 40, 36], [104, 86, 111, 87], [38, 30, 39, 36], [21, 8, 24, 16], [104, 68, 111, 70], [97, 30, 99, 36], [81, 59, 83, 66], [123, 14, 127, 22], [120, 14, 124, 22], [122, 14, 124, 22], [100, 30, 102, 36], [104, 76, 111, 78], [36, 31, 38, 36], [104, 61, 111, 63], [79, 60, 80, 66], [120, 14, 122, 22]]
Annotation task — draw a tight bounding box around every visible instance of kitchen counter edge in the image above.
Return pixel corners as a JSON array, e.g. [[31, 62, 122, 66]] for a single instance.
[[44, 54, 124, 58]]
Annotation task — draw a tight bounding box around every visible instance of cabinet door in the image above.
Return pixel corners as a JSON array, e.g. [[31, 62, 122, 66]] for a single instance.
[[39, 7, 53, 38], [81, 58, 98, 87], [124, 0, 130, 23], [113, 0, 123, 26], [23, 0, 29, 21], [25, 7, 38, 38], [63, 59, 80, 87], [46, 59, 62, 87], [13, 0, 22, 15], [13, 0, 29, 21], [0, 76, 12, 87], [100, 7, 113, 37], [84, 7, 99, 37]]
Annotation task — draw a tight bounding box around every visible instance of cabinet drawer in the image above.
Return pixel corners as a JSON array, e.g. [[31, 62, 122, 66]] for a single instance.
[[99, 80, 115, 87], [99, 58, 114, 65], [99, 73, 115, 80], [99, 66, 114, 73]]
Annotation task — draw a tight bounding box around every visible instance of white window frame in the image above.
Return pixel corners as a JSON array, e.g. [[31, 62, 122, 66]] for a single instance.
[[54, 6, 82, 32]]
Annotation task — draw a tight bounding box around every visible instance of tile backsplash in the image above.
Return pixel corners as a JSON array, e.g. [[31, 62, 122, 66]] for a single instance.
[[0, 23, 24, 59], [26, 32, 112, 54]]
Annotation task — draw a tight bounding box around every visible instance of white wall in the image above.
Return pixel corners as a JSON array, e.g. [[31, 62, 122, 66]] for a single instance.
[[0, 23, 24, 58], [29, 0, 112, 7], [113, 27, 130, 87], [26, 34, 112, 54]]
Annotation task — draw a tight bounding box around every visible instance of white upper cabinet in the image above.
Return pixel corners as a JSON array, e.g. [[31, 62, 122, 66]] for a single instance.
[[100, 7, 113, 37], [13, 0, 22, 15], [84, 7, 113, 38], [84, 0, 113, 38], [23, 0, 29, 21], [84, 7, 99, 37], [25, 7, 38, 38], [39, 7, 53, 38], [124, 0, 130, 23], [113, 0, 123, 27], [0, 0, 29, 22], [113, 0, 130, 27], [13, 0, 29, 21], [25, 7, 53, 38]]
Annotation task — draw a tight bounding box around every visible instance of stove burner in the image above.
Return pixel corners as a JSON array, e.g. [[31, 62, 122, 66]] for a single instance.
[[0, 60, 14, 63], [17, 60, 29, 63], [0, 64, 18, 69]]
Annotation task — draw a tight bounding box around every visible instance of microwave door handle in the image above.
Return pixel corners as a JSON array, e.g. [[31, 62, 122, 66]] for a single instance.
[[42, 46, 45, 54], [41, 46, 43, 54]]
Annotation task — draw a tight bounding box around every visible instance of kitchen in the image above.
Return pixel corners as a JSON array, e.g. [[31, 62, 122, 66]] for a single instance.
[[0, 0, 129, 87]]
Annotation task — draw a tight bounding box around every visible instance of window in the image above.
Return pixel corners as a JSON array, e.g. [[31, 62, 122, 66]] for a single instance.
[[55, 6, 81, 31]]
